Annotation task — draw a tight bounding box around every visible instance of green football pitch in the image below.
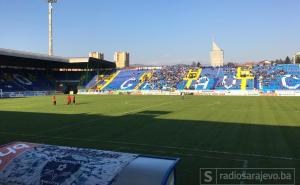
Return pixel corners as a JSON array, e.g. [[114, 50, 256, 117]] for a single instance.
[[0, 95, 299, 185]]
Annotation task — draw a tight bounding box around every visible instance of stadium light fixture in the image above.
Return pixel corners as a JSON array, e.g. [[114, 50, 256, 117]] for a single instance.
[[47, 0, 57, 56]]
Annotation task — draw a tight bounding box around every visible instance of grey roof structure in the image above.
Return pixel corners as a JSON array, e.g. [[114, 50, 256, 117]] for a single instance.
[[0, 48, 116, 69], [0, 48, 68, 63]]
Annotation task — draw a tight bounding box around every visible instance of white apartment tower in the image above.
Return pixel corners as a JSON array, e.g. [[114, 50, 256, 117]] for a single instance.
[[210, 41, 224, 67], [114, 52, 130, 68]]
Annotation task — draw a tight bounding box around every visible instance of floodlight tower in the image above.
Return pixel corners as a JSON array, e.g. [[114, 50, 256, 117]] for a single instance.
[[48, 0, 57, 56]]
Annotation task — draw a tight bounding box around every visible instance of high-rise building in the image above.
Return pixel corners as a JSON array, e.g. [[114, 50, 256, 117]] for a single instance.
[[210, 41, 224, 67], [293, 51, 300, 64], [89, 52, 104, 60], [114, 52, 129, 68]]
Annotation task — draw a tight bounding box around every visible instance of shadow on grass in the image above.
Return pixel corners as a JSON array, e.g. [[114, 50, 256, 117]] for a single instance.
[[0, 110, 299, 185]]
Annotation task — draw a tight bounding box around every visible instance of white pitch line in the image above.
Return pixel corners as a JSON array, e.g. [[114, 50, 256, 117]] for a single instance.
[[118, 145, 247, 163], [102, 140, 300, 161], [1, 131, 300, 161]]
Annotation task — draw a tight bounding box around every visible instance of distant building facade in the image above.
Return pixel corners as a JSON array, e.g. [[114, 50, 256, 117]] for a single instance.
[[89, 52, 104, 60], [259, 60, 272, 65], [210, 42, 224, 67], [293, 51, 300, 64], [114, 52, 129, 68]]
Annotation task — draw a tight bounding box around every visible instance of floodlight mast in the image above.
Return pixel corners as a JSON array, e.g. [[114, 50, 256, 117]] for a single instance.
[[48, 0, 57, 56]]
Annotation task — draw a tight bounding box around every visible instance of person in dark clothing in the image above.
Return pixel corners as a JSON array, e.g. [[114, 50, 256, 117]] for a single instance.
[[181, 92, 185, 100], [72, 95, 76, 104]]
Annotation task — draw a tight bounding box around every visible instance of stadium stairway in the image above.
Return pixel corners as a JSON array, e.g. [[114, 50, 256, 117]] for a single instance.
[[183, 68, 202, 89], [134, 71, 152, 90], [241, 79, 247, 90], [236, 67, 254, 90], [97, 71, 121, 90]]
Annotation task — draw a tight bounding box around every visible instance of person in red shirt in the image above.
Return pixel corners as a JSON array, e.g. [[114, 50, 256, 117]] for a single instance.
[[67, 95, 71, 105], [52, 96, 56, 105]]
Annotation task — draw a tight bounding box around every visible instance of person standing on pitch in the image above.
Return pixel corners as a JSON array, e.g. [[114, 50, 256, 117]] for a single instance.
[[52, 95, 56, 105], [67, 95, 71, 105], [72, 95, 76, 104]]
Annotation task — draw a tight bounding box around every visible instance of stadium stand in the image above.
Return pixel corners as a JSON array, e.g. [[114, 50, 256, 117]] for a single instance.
[[104, 69, 147, 90], [138, 65, 190, 91], [253, 64, 300, 91], [87, 64, 300, 92], [0, 48, 115, 97], [1, 48, 300, 96], [0, 68, 54, 92]]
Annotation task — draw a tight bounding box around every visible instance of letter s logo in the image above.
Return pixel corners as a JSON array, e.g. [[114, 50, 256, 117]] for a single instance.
[[204, 170, 213, 182]]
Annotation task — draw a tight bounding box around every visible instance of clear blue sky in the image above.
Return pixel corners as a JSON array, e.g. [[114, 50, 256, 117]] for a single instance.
[[0, 0, 299, 65]]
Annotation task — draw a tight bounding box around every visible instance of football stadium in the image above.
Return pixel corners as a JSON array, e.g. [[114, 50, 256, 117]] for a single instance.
[[1, 1, 300, 185]]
